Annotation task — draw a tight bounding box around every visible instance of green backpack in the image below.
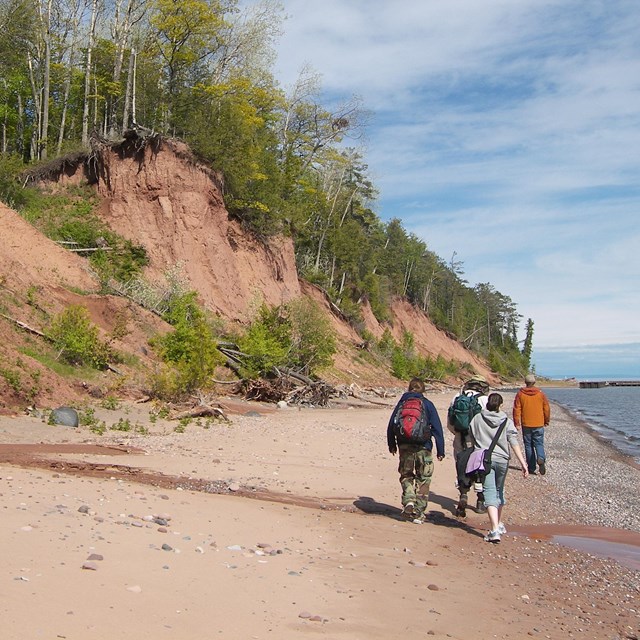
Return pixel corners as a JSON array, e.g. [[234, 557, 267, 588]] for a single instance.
[[448, 393, 482, 434]]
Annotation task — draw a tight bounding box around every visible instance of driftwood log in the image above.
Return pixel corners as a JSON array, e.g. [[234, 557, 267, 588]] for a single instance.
[[170, 405, 228, 422]]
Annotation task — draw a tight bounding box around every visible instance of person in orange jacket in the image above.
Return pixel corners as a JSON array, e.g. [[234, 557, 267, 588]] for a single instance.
[[513, 374, 550, 475]]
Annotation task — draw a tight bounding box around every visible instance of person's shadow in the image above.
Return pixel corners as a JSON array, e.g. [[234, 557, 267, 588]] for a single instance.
[[353, 495, 484, 538]]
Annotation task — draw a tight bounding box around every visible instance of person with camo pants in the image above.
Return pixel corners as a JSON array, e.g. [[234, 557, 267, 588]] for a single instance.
[[387, 378, 445, 524]]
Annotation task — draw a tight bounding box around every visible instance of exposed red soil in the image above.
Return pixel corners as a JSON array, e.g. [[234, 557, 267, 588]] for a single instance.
[[1, 137, 499, 413]]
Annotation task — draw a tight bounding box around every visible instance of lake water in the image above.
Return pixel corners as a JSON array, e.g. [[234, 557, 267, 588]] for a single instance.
[[542, 385, 640, 464]]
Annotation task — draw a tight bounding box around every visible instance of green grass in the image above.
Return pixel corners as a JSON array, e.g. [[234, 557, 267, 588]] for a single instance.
[[18, 184, 148, 284], [19, 346, 98, 379]]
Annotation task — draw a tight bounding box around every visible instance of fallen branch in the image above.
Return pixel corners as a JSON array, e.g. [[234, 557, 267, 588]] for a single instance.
[[1, 313, 122, 375], [347, 384, 396, 406], [0, 313, 48, 339], [171, 405, 228, 421]]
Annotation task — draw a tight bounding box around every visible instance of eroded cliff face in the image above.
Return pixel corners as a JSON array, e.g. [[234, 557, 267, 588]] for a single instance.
[[0, 203, 98, 295], [300, 282, 497, 385], [55, 137, 497, 384], [87, 139, 300, 322], [0, 203, 168, 410], [0, 137, 499, 411]]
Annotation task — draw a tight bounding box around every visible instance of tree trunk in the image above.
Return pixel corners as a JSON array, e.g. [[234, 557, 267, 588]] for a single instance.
[[82, 0, 99, 146], [122, 47, 135, 129], [57, 0, 86, 154], [16, 93, 24, 156], [27, 53, 41, 161], [39, 0, 53, 160], [109, 0, 139, 136]]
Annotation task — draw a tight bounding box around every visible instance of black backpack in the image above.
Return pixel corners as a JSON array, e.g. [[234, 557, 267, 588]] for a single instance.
[[394, 396, 431, 443]]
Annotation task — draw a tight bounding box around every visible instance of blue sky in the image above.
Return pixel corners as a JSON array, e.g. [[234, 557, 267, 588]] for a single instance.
[[268, 0, 640, 378]]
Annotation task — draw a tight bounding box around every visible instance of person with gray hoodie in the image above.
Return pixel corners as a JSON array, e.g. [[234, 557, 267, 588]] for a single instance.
[[469, 392, 528, 543]]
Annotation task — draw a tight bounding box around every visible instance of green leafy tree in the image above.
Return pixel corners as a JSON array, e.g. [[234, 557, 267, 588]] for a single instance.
[[237, 299, 335, 379], [287, 297, 335, 374], [147, 0, 229, 130], [151, 291, 224, 395], [47, 305, 111, 368]]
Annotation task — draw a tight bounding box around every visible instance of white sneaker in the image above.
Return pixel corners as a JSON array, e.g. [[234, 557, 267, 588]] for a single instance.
[[484, 529, 501, 543], [497, 522, 507, 535]]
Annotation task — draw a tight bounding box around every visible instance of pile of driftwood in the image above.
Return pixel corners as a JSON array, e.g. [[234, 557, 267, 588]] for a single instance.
[[217, 342, 344, 407]]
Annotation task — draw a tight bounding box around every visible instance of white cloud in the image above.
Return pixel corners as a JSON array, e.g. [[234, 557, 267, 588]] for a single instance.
[[271, 0, 640, 369]]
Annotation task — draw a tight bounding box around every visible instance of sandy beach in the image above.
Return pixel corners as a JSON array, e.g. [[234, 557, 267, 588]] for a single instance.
[[1, 390, 638, 640]]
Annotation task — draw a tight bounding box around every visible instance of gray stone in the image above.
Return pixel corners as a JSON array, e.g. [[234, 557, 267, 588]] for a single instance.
[[51, 407, 79, 428]]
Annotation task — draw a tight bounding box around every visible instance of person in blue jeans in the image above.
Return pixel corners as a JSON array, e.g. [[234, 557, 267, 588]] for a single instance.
[[513, 374, 551, 475], [469, 393, 528, 543]]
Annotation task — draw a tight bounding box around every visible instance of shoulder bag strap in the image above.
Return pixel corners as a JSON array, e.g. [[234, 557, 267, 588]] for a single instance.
[[482, 417, 508, 455]]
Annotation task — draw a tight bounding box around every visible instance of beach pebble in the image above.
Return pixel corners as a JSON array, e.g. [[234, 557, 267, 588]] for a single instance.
[[86, 554, 103, 561], [427, 584, 439, 591], [78, 505, 90, 514], [277, 401, 288, 409], [228, 482, 240, 492], [126, 585, 142, 593], [82, 562, 98, 571], [161, 543, 173, 551]]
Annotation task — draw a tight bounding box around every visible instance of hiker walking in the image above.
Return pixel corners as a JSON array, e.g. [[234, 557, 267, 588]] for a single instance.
[[387, 378, 445, 524], [448, 375, 489, 516], [513, 374, 551, 475], [469, 393, 528, 543]]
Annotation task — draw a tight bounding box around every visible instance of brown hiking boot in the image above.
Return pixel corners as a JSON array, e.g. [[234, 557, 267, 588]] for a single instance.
[[402, 502, 416, 519], [455, 494, 467, 518]]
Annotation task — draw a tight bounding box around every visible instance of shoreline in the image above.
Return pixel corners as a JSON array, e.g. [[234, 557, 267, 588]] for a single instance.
[[550, 399, 640, 472], [0, 393, 638, 639], [497, 392, 640, 533]]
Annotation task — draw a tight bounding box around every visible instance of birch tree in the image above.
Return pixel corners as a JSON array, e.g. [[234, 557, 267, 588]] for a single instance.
[[81, 0, 99, 145], [107, 0, 145, 136]]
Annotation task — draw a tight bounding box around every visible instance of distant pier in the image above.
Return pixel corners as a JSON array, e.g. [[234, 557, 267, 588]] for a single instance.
[[579, 380, 640, 388]]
